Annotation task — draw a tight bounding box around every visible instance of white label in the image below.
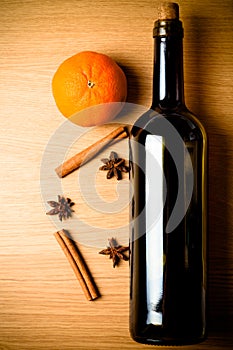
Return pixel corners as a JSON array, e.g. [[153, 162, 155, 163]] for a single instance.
[[145, 135, 164, 325]]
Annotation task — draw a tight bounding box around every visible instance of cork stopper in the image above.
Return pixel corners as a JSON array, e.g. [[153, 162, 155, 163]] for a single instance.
[[158, 2, 179, 20]]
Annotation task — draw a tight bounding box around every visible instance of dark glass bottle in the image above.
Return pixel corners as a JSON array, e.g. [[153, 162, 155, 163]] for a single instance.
[[129, 2, 207, 346]]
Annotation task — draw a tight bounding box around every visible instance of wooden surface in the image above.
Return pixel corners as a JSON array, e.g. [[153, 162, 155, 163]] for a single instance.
[[1, 0, 233, 349]]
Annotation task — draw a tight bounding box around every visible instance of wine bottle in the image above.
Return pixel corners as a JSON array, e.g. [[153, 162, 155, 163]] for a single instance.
[[129, 2, 207, 345]]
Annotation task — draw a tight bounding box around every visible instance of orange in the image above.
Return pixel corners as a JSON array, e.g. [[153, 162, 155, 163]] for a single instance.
[[52, 51, 127, 126]]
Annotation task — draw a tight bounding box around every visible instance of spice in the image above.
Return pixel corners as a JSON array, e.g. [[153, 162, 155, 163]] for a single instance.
[[99, 151, 129, 180], [99, 237, 129, 268], [55, 126, 128, 178], [46, 195, 75, 221], [54, 230, 100, 301]]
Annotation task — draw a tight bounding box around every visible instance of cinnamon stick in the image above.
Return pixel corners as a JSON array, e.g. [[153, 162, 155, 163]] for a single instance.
[[55, 126, 128, 178], [54, 230, 99, 301]]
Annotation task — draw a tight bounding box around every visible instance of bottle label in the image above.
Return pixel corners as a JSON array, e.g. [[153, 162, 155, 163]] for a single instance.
[[145, 135, 164, 325]]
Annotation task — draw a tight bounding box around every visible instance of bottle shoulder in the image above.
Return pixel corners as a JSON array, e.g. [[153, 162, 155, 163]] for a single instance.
[[131, 107, 207, 143]]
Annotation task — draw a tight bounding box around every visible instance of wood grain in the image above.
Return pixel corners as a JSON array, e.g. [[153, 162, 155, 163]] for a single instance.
[[1, 0, 233, 349]]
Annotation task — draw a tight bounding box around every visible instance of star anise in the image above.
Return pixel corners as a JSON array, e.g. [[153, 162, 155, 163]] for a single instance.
[[99, 237, 129, 268], [99, 151, 129, 180], [46, 195, 75, 221]]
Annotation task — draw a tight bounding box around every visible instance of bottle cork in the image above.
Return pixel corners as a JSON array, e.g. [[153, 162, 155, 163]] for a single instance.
[[158, 2, 179, 20]]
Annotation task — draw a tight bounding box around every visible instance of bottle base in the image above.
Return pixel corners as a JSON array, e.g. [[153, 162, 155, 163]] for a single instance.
[[131, 333, 207, 346]]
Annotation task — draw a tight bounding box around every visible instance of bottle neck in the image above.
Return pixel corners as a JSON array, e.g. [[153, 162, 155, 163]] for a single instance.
[[152, 19, 185, 110]]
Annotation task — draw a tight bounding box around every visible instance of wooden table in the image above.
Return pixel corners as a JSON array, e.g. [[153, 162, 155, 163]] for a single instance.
[[1, 0, 233, 349]]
